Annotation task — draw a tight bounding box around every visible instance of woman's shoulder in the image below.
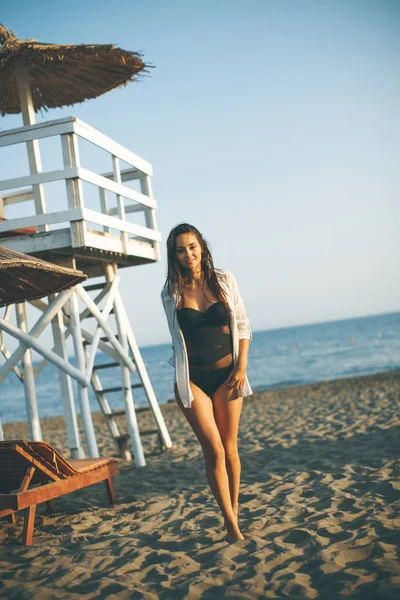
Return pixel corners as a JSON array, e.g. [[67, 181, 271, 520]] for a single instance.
[[215, 268, 235, 284], [161, 284, 173, 300]]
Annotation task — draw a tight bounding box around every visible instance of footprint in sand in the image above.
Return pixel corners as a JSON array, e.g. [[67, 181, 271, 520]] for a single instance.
[[282, 529, 314, 545]]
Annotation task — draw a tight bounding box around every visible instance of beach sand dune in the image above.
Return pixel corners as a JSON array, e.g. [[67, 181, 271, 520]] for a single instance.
[[1, 370, 399, 599]]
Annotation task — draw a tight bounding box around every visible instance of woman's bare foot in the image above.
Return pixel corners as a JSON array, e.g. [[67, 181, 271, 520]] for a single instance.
[[226, 523, 244, 543], [223, 509, 238, 531]]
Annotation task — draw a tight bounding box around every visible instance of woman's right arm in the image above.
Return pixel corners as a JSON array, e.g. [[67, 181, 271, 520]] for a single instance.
[[161, 291, 176, 367]]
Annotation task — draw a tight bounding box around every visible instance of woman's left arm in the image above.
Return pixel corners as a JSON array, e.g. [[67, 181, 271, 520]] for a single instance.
[[226, 272, 251, 390]]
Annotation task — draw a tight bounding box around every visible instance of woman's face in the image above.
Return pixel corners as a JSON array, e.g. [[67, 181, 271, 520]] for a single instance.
[[175, 232, 202, 272]]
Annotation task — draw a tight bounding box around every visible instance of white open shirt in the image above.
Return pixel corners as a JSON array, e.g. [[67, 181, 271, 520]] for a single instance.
[[161, 269, 253, 408]]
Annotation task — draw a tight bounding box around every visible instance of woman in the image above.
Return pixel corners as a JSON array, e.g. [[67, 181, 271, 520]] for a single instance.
[[161, 223, 252, 543]]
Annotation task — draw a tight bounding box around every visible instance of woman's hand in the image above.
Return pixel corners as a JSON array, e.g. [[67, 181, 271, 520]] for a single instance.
[[225, 363, 247, 390]]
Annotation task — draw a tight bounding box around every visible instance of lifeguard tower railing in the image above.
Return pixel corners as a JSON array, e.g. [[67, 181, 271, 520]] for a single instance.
[[0, 117, 172, 466], [0, 116, 160, 274]]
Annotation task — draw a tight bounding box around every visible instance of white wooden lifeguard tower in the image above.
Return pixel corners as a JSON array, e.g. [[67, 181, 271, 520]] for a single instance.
[[0, 25, 172, 466], [0, 115, 172, 466]]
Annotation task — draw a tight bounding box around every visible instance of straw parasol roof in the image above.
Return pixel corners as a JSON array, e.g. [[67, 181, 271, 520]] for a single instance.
[[0, 24, 150, 115], [0, 246, 87, 307]]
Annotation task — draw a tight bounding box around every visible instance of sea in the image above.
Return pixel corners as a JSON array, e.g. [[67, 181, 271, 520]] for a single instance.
[[1, 312, 399, 424]]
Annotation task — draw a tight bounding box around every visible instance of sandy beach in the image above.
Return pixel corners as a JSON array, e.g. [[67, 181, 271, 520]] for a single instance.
[[1, 369, 399, 599]]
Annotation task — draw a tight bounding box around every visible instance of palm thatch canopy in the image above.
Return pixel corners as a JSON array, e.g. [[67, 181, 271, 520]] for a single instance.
[[0, 246, 87, 307], [0, 24, 150, 115]]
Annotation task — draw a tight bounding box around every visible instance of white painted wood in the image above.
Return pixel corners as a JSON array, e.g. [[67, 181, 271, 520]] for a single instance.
[[50, 298, 85, 459], [30, 297, 123, 365], [0, 304, 10, 345], [68, 290, 99, 458], [107, 204, 145, 216], [140, 174, 160, 262], [0, 189, 33, 205], [0, 168, 156, 209], [85, 347, 122, 443], [73, 118, 153, 176], [0, 289, 89, 386], [79, 282, 111, 322], [0, 343, 23, 381], [102, 167, 141, 182], [61, 134, 84, 209], [99, 188, 110, 233], [82, 208, 161, 241], [78, 169, 157, 209], [32, 355, 48, 378], [61, 133, 86, 249], [15, 302, 43, 441], [0, 115, 152, 174], [85, 275, 120, 378], [82, 231, 156, 259], [15, 67, 48, 234], [0, 230, 71, 256], [1, 291, 73, 376], [105, 265, 145, 467], [0, 316, 89, 386], [2, 230, 156, 264], [0, 305, 23, 381], [0, 208, 159, 245], [114, 288, 173, 449], [0, 167, 79, 192], [113, 156, 128, 254], [0, 117, 75, 147], [0, 208, 82, 232], [0, 223, 157, 262], [75, 285, 136, 372]]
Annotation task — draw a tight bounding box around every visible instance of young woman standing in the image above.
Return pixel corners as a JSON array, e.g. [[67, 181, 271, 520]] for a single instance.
[[161, 223, 252, 543]]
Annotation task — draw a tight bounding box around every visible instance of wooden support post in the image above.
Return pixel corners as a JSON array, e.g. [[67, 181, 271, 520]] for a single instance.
[[0, 290, 88, 387], [99, 188, 110, 233], [114, 289, 173, 450], [0, 290, 73, 383], [140, 174, 160, 261], [75, 285, 135, 372], [15, 303, 42, 441], [85, 275, 120, 378], [30, 297, 123, 369], [69, 290, 99, 458], [19, 466, 36, 492], [84, 347, 122, 440], [105, 476, 116, 505], [106, 264, 146, 467], [50, 298, 85, 459], [22, 505, 36, 545], [113, 156, 128, 254], [61, 132, 86, 247], [15, 67, 48, 233], [0, 306, 23, 382]]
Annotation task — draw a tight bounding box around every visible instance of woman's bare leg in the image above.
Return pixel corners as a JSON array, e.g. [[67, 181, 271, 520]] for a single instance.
[[212, 384, 243, 531], [174, 382, 243, 541]]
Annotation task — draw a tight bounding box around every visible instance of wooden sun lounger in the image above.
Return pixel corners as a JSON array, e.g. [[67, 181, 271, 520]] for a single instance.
[[0, 440, 119, 545]]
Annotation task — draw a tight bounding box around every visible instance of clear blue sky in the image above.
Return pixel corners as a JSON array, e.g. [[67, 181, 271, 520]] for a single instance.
[[1, 0, 399, 346]]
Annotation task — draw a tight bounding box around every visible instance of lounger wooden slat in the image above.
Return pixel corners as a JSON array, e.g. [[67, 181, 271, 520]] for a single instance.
[[0, 440, 120, 545]]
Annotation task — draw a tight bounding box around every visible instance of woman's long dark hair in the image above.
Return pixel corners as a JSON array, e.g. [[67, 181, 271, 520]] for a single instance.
[[165, 223, 229, 309]]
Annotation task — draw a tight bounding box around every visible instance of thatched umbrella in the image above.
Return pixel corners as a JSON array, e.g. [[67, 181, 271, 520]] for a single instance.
[[0, 246, 88, 448], [0, 23, 150, 118], [0, 246, 87, 307]]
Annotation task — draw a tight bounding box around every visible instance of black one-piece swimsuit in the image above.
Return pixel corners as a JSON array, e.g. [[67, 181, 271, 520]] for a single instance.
[[177, 301, 234, 398]]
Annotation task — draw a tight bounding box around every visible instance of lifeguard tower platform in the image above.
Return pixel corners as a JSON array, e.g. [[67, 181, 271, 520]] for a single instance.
[[0, 115, 172, 466]]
